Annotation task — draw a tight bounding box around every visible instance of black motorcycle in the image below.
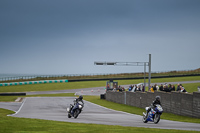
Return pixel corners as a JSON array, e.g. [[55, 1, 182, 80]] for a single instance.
[[67, 102, 84, 119]]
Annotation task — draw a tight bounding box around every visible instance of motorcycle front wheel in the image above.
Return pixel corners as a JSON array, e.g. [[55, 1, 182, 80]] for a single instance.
[[68, 113, 71, 118], [142, 115, 148, 123], [74, 109, 80, 119], [154, 114, 160, 124]]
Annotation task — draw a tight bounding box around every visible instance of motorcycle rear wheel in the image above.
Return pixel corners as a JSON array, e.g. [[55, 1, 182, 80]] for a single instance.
[[154, 114, 160, 124]]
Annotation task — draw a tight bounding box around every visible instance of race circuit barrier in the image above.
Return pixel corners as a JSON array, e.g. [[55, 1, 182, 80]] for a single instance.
[[0, 80, 68, 86], [106, 91, 200, 118]]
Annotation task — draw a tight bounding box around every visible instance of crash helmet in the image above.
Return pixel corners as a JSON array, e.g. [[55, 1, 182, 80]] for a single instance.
[[155, 96, 161, 102], [79, 95, 83, 100]]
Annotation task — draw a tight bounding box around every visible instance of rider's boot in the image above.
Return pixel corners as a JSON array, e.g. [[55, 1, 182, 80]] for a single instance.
[[146, 108, 151, 118]]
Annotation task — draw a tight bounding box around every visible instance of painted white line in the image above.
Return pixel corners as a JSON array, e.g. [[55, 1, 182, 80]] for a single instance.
[[7, 98, 27, 116], [85, 100, 141, 116], [15, 97, 22, 102]]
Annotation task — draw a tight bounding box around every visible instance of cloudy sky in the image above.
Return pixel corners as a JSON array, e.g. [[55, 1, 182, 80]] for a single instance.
[[1, 0, 200, 75]]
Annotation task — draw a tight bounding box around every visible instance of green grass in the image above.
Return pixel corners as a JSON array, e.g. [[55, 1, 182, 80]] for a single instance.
[[150, 76, 200, 83], [0, 81, 106, 93], [0, 76, 199, 93], [1, 108, 199, 133], [116, 76, 200, 85]]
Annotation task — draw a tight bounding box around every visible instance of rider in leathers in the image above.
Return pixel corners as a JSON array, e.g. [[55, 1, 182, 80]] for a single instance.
[[146, 96, 161, 117], [71, 95, 84, 116]]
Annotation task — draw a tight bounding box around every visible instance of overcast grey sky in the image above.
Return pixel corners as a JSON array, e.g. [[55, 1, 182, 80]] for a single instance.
[[1, 0, 200, 75]]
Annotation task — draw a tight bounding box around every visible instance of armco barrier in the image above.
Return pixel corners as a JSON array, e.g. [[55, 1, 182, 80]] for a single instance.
[[0, 93, 26, 96], [0, 80, 68, 86], [106, 91, 200, 118]]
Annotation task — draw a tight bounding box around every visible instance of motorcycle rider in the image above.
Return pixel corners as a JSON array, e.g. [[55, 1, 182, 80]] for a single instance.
[[71, 95, 84, 117], [146, 96, 161, 117]]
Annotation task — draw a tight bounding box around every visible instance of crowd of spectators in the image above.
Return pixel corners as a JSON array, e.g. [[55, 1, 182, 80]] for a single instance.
[[108, 82, 188, 93], [111, 84, 144, 92], [128, 84, 145, 92], [156, 83, 187, 93], [126, 83, 187, 93]]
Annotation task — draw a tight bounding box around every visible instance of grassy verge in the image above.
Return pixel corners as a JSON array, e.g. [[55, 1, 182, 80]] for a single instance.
[[1, 108, 199, 133], [0, 81, 106, 93], [0, 76, 199, 93]]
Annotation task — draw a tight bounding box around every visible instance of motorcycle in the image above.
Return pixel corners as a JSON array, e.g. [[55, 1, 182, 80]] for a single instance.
[[142, 104, 163, 124], [67, 101, 84, 119]]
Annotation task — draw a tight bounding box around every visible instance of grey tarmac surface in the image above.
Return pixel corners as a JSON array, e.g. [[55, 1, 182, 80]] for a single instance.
[[8, 97, 200, 131], [26, 87, 106, 96], [0, 102, 22, 112]]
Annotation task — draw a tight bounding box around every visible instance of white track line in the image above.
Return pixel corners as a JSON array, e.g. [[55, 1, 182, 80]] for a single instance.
[[7, 98, 27, 116]]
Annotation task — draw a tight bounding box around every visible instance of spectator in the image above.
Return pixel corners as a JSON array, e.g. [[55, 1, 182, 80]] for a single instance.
[[142, 85, 145, 92], [135, 85, 138, 91], [150, 86, 154, 92], [113, 84, 117, 92], [107, 84, 110, 89], [168, 84, 172, 91], [163, 85, 170, 92], [153, 84, 157, 91], [136, 85, 141, 91], [159, 84, 164, 91], [149, 84, 152, 92], [132, 85, 137, 92], [118, 86, 122, 92], [176, 83, 181, 91], [128, 85, 132, 91], [156, 85, 159, 91], [180, 85, 187, 93], [171, 85, 175, 91], [122, 87, 125, 91]]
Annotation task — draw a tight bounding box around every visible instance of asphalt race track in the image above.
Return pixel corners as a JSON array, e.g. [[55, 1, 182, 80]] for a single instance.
[[0, 81, 200, 131], [26, 87, 106, 96]]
